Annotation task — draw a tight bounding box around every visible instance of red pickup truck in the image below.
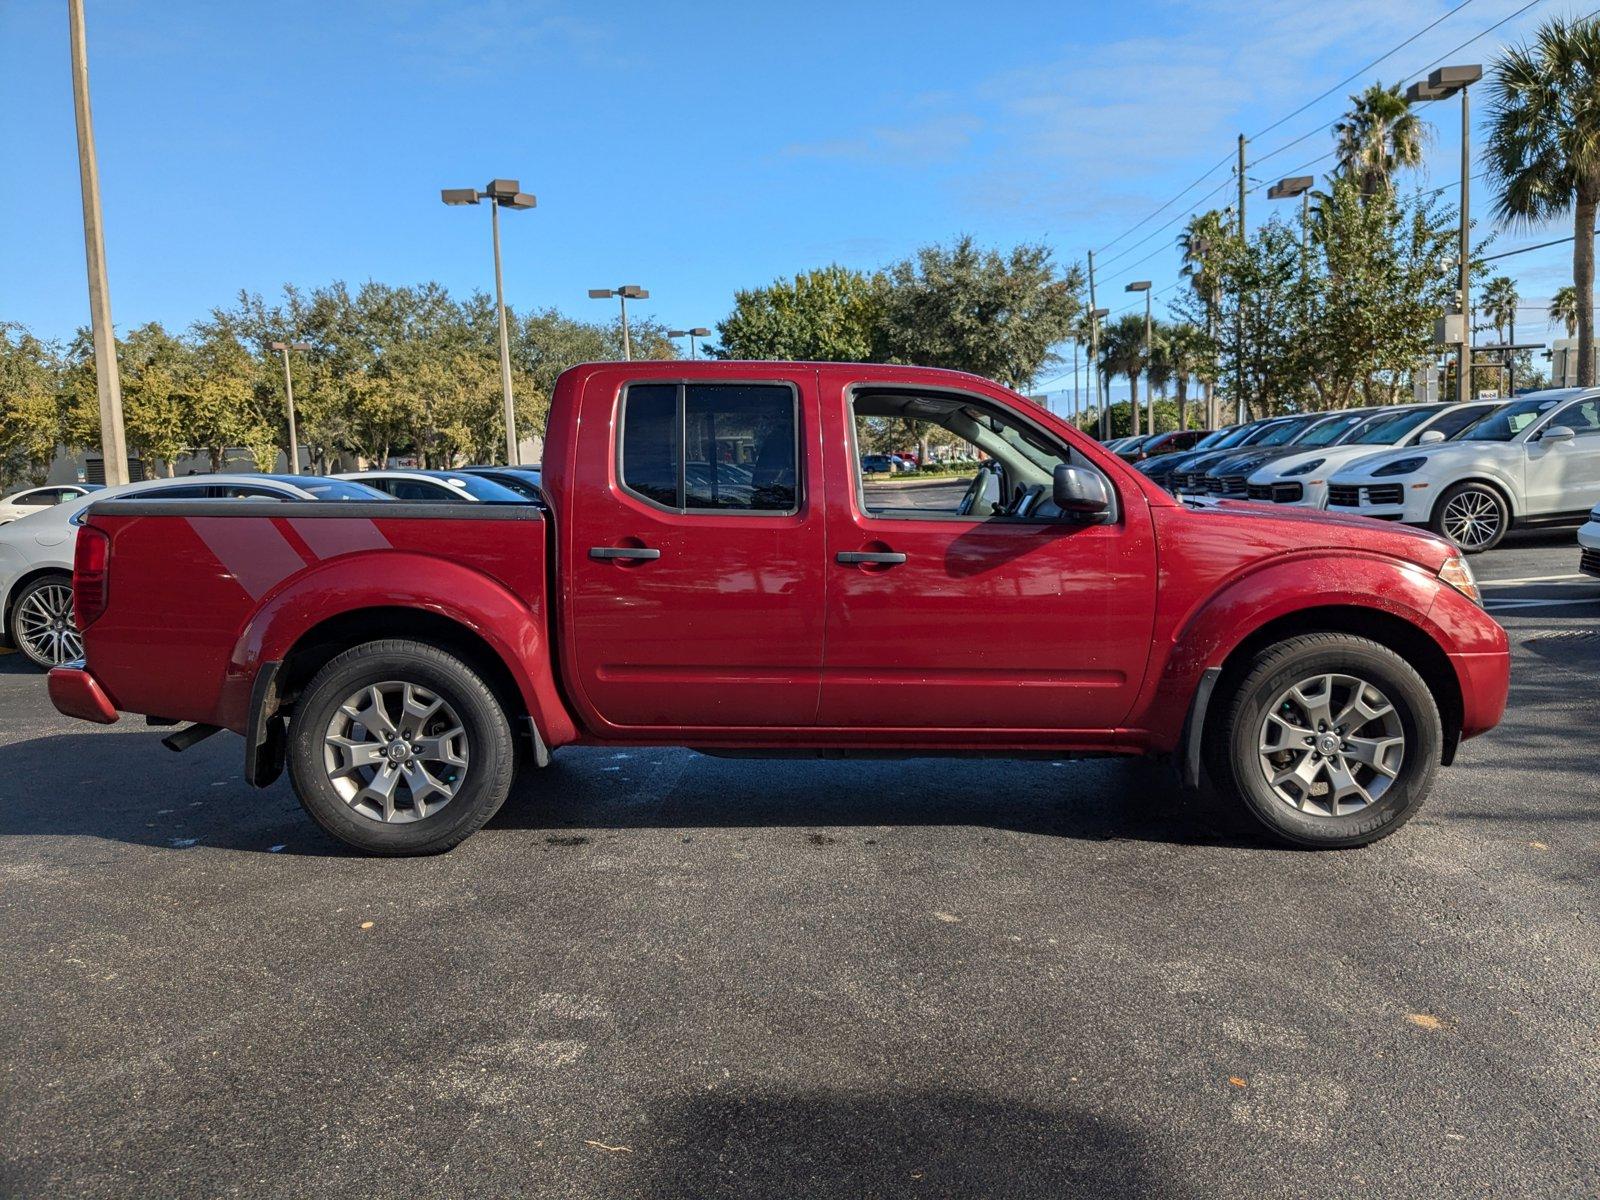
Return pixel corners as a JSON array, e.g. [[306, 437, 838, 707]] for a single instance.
[[49, 361, 1509, 855]]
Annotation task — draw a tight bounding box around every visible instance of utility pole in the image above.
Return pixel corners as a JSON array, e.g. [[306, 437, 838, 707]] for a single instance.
[[1235, 133, 1248, 425], [270, 340, 310, 473], [68, 0, 128, 486], [1088, 250, 1102, 439], [1457, 84, 1472, 403]]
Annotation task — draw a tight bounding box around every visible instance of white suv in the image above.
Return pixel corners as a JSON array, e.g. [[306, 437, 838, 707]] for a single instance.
[[1244, 401, 1502, 510], [1579, 501, 1600, 578], [1325, 389, 1600, 552]]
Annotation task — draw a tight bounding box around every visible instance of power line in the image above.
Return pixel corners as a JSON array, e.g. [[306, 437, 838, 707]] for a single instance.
[[1249, 0, 1477, 142], [1481, 228, 1599, 261], [1093, 151, 1236, 255], [1093, 176, 1237, 271]]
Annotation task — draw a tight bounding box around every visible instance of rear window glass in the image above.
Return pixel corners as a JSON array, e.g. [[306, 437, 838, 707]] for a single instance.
[[621, 383, 797, 512]]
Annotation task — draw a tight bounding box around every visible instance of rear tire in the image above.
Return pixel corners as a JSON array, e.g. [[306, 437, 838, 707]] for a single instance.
[[1431, 482, 1508, 554], [287, 639, 514, 855], [1205, 633, 1441, 849]]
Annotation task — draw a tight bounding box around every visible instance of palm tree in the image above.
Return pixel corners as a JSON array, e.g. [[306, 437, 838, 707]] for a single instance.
[[1178, 211, 1229, 425], [1163, 322, 1208, 430], [1485, 15, 1600, 387], [1334, 82, 1430, 196], [1480, 275, 1520, 343], [1550, 284, 1580, 337], [1099, 314, 1147, 437]]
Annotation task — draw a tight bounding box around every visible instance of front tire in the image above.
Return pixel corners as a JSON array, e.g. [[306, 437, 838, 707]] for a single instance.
[[1431, 482, 1508, 553], [8, 574, 82, 670], [287, 639, 515, 855], [1206, 633, 1442, 849]]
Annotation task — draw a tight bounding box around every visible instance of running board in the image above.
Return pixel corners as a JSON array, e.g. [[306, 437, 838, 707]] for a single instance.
[[161, 723, 222, 753]]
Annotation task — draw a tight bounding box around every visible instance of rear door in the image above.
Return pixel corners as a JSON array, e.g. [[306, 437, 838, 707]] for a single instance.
[[567, 372, 827, 730], [815, 373, 1159, 735]]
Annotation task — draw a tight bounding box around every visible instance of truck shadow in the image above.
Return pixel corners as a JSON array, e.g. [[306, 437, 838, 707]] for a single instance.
[[612, 1086, 1188, 1199], [0, 731, 1259, 855]]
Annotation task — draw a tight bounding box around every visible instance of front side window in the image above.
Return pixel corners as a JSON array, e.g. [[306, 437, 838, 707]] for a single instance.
[[851, 390, 1094, 521], [620, 382, 798, 513], [1550, 397, 1600, 435], [1461, 395, 1567, 441]]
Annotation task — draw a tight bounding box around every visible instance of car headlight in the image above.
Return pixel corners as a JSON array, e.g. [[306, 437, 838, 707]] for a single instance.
[[1438, 554, 1481, 606], [1282, 457, 1324, 477], [1374, 457, 1426, 477]]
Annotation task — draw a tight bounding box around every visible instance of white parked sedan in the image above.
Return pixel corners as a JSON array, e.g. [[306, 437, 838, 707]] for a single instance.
[[0, 483, 102, 525], [1324, 389, 1600, 552], [335, 470, 527, 503], [0, 474, 387, 669], [1244, 401, 1503, 510], [1579, 501, 1600, 578]]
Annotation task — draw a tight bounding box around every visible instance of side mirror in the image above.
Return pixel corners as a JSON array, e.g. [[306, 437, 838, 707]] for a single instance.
[[1052, 464, 1111, 522], [1540, 425, 1575, 443], [1418, 429, 1446, 445]]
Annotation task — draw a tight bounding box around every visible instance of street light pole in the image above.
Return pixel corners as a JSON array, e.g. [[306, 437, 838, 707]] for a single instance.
[[1409, 66, 1482, 404], [270, 340, 310, 473], [441, 180, 536, 465], [68, 0, 128, 486], [590, 286, 650, 360], [1127, 281, 1152, 436], [668, 327, 711, 360]]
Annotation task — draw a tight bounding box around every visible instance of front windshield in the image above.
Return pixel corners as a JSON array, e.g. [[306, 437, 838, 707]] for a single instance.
[[1297, 413, 1370, 448], [296, 479, 389, 500], [1257, 418, 1318, 447], [1191, 428, 1229, 450], [1458, 395, 1565, 442], [1346, 407, 1439, 445], [434, 474, 526, 502]]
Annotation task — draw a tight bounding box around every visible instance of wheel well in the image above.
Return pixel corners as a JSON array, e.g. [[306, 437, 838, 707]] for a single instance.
[[1209, 605, 1464, 764], [1434, 477, 1516, 523], [1, 567, 72, 643], [275, 607, 528, 724]]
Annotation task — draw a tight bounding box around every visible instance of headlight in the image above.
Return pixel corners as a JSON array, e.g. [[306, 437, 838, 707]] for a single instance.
[[1374, 457, 1426, 477], [1438, 554, 1481, 606], [1282, 457, 1324, 477]]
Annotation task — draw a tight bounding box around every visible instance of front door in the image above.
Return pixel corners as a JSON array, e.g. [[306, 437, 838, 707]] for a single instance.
[[816, 378, 1158, 735], [567, 373, 827, 731], [1523, 395, 1600, 515]]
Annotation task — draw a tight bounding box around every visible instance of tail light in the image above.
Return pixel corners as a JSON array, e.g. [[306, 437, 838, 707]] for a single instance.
[[74, 525, 110, 630]]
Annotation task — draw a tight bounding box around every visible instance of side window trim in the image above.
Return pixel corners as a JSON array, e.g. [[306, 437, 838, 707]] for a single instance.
[[616, 379, 803, 518]]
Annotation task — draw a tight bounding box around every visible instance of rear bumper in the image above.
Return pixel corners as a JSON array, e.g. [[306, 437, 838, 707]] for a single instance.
[[48, 661, 119, 725]]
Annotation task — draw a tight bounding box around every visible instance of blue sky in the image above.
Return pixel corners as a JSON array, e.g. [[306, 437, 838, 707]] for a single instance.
[[0, 0, 1583, 404]]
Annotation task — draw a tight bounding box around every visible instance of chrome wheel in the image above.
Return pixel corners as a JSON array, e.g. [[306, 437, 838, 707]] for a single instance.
[[322, 682, 469, 824], [15, 582, 82, 666], [1257, 673, 1405, 817], [1440, 488, 1502, 550]]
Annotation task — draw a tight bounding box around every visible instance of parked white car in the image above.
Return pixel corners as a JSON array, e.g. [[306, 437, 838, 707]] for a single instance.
[[0, 483, 102, 525], [334, 470, 527, 503], [1579, 500, 1600, 578], [1325, 388, 1600, 552], [1244, 401, 1503, 510], [0, 474, 387, 669]]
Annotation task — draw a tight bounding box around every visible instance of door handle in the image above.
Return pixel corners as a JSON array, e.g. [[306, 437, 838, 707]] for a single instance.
[[836, 551, 907, 565], [589, 546, 662, 561]]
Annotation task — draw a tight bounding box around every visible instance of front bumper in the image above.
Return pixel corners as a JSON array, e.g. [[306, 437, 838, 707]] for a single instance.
[[48, 661, 119, 725], [1325, 479, 1432, 523], [1580, 520, 1600, 577]]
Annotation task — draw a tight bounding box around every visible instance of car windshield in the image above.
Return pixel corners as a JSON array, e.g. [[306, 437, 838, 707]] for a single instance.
[[1457, 395, 1567, 441], [1257, 418, 1317, 447], [257, 475, 388, 500], [470, 472, 542, 500], [1297, 413, 1371, 447], [1344, 407, 1440, 445], [431, 474, 525, 502], [1189, 429, 1228, 450]]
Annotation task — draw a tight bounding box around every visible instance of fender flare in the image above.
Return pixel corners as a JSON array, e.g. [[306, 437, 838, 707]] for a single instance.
[[224, 552, 576, 786]]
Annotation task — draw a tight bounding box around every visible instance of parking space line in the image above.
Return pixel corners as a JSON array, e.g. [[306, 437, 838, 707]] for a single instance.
[[1485, 596, 1600, 611], [1479, 573, 1590, 587]]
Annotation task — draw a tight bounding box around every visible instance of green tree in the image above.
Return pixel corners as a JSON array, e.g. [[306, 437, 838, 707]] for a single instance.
[[119, 322, 192, 475], [1549, 284, 1580, 336], [0, 324, 64, 486], [710, 265, 884, 361], [875, 236, 1083, 389], [1485, 14, 1600, 386], [1479, 275, 1520, 342], [1334, 82, 1429, 196], [1098, 313, 1148, 431], [1161, 321, 1211, 430]]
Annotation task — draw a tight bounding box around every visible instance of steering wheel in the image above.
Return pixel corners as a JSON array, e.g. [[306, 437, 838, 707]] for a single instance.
[[957, 463, 998, 517]]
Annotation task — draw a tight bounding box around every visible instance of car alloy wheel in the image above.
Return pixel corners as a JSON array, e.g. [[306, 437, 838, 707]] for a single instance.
[[15, 581, 83, 667], [1256, 672, 1405, 817], [1440, 488, 1503, 551], [322, 681, 470, 824]]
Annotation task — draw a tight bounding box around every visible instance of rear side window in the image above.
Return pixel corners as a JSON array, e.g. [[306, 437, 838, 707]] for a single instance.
[[620, 382, 798, 513]]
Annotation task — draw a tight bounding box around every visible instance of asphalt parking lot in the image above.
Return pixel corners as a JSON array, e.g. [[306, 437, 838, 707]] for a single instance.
[[1, 531, 1596, 1198]]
